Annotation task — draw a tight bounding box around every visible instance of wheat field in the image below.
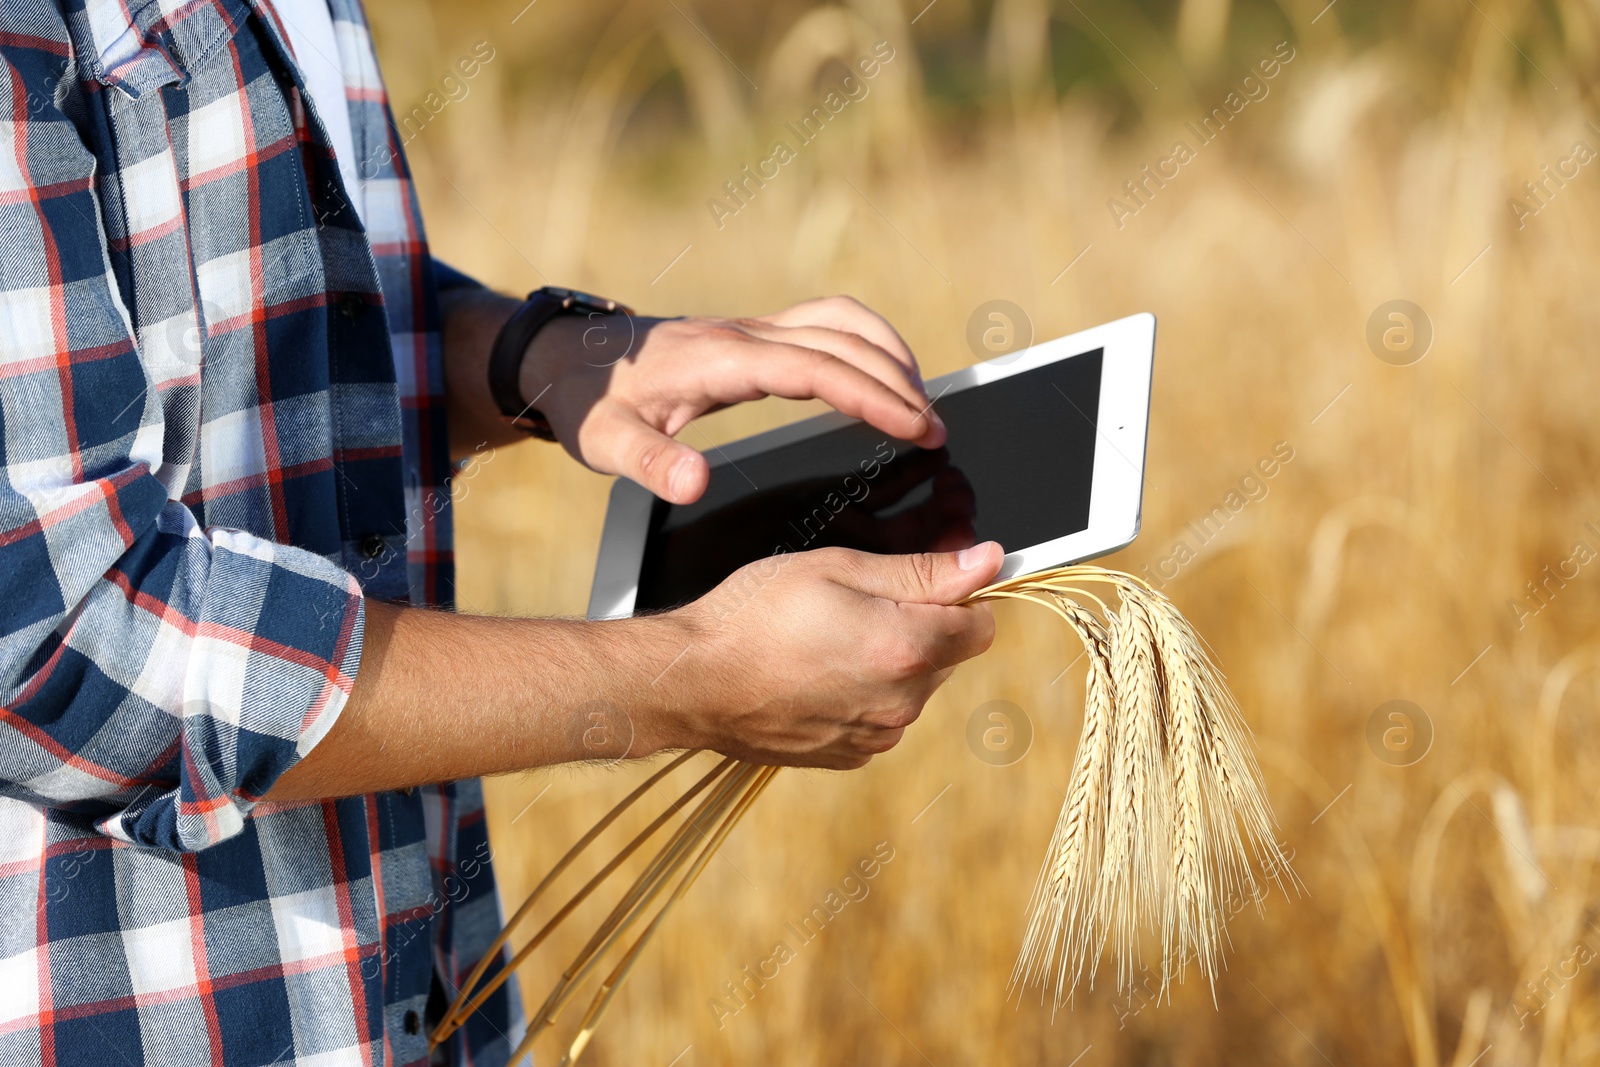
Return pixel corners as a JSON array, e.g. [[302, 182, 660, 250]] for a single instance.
[[370, 0, 1600, 1062]]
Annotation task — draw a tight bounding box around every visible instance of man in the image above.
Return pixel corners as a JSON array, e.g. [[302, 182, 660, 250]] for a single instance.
[[0, 0, 999, 1063]]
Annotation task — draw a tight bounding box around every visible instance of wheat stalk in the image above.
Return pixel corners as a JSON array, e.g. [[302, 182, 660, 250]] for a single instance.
[[437, 566, 1295, 1061]]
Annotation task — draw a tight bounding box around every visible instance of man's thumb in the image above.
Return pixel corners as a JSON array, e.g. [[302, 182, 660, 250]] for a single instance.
[[851, 541, 1004, 605], [591, 406, 709, 504]]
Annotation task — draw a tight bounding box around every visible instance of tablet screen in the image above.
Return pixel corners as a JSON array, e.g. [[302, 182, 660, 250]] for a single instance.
[[634, 347, 1104, 611]]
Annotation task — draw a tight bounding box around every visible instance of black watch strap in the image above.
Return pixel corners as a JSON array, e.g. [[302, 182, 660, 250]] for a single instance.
[[487, 286, 632, 440]]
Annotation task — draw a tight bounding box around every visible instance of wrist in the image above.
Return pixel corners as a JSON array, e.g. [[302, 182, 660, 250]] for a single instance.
[[505, 292, 639, 445], [618, 609, 722, 757], [515, 313, 589, 432]]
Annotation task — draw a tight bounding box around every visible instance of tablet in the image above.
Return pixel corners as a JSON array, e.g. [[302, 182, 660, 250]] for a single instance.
[[587, 311, 1155, 619]]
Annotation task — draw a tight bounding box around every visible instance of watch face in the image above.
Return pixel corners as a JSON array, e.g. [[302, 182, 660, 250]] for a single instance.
[[545, 286, 621, 314]]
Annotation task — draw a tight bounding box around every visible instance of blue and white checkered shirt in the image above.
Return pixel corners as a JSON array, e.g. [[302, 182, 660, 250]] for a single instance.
[[0, 0, 520, 1062]]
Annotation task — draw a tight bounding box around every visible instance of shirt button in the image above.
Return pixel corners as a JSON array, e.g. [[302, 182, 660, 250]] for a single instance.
[[360, 534, 387, 559], [403, 1009, 421, 1035], [338, 292, 366, 318]]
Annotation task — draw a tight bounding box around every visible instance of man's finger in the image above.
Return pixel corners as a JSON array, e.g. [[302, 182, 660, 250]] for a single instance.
[[831, 542, 1004, 605], [744, 322, 929, 410], [725, 341, 943, 447], [760, 296, 921, 385], [581, 402, 709, 503], [895, 600, 997, 669]]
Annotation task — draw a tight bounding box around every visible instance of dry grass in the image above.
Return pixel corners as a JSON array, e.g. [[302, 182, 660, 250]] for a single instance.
[[375, 0, 1600, 1063]]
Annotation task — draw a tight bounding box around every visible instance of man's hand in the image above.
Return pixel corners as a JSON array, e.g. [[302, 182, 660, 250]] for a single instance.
[[523, 296, 948, 504], [645, 541, 1004, 769], [265, 542, 1002, 800]]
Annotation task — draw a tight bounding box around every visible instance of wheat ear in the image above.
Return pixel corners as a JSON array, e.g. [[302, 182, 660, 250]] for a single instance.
[[1099, 594, 1170, 994], [1144, 594, 1217, 996], [985, 568, 1296, 1009], [1012, 598, 1114, 1003]]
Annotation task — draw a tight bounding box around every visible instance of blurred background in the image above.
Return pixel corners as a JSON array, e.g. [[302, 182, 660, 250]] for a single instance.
[[370, 0, 1600, 1063]]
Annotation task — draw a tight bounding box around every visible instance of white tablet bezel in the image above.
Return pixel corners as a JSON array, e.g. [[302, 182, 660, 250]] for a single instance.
[[587, 311, 1155, 620]]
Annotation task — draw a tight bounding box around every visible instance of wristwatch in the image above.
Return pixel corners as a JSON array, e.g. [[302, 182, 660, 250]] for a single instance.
[[487, 286, 634, 440]]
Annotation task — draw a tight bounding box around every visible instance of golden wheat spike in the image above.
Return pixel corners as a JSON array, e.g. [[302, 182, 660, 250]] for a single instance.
[[989, 570, 1296, 1009]]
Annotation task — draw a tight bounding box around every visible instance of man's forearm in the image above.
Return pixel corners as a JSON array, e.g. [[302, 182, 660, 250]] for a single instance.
[[266, 602, 696, 802], [268, 542, 1002, 798]]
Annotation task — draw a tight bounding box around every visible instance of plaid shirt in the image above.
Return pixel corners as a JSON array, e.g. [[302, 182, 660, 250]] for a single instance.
[[0, 0, 520, 1063]]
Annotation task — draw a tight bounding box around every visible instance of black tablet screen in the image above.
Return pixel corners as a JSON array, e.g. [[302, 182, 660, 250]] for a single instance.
[[634, 348, 1103, 611]]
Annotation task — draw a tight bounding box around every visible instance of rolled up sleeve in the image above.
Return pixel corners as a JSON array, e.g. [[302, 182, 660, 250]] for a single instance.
[[0, 47, 363, 852], [429, 258, 485, 293]]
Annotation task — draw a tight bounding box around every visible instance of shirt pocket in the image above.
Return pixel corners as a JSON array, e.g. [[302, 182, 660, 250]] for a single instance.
[[73, 0, 254, 99]]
